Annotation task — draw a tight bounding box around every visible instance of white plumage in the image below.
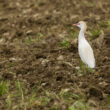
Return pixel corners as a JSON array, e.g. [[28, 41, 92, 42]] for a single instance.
[[74, 21, 95, 68]]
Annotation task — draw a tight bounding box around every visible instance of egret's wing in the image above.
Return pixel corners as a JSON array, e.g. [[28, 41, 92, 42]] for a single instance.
[[79, 44, 95, 68]]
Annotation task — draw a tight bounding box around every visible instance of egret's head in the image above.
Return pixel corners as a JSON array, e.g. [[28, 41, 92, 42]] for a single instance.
[[73, 21, 87, 32]]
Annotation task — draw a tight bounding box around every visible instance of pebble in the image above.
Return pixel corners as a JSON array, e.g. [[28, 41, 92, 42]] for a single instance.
[[41, 59, 49, 66], [57, 55, 64, 61]]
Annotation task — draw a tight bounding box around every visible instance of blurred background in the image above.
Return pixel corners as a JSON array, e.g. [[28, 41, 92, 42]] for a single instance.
[[0, 0, 110, 110]]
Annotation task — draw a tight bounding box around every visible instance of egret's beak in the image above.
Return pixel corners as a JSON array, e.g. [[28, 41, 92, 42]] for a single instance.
[[73, 24, 78, 26]]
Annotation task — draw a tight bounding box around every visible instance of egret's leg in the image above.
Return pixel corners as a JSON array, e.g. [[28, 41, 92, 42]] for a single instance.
[[84, 64, 87, 74], [83, 65, 85, 74], [82, 64, 86, 74]]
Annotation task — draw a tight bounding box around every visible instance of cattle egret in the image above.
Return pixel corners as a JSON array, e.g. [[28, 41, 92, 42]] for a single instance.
[[74, 21, 95, 69]]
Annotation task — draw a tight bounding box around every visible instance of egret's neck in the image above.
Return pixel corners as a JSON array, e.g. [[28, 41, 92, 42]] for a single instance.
[[78, 30, 85, 41]]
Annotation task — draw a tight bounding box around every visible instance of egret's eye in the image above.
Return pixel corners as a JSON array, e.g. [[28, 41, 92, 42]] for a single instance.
[[77, 23, 80, 25]]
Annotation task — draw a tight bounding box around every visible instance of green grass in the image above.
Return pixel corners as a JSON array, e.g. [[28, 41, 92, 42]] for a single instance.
[[90, 29, 101, 39], [6, 94, 12, 110], [24, 32, 44, 45], [59, 89, 90, 110], [0, 81, 11, 109], [39, 96, 50, 105], [69, 101, 87, 110], [70, 32, 78, 39], [59, 40, 70, 48], [89, 20, 110, 40], [8, 62, 13, 68], [70, 27, 78, 39], [24, 37, 37, 45], [0, 80, 9, 96], [100, 20, 110, 28], [16, 81, 25, 103], [79, 59, 93, 74], [0, 80, 51, 109], [0, 80, 94, 110], [37, 32, 44, 40]]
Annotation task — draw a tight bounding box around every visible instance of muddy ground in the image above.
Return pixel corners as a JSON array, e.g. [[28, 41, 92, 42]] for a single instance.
[[0, 0, 110, 110]]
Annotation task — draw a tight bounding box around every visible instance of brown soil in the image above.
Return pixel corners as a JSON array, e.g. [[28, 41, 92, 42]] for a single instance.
[[0, 0, 110, 110]]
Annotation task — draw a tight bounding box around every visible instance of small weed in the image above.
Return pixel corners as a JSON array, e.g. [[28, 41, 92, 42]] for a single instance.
[[59, 89, 89, 110], [24, 37, 36, 45], [16, 81, 24, 102], [79, 60, 85, 71], [60, 89, 74, 102], [6, 94, 12, 109], [24, 32, 44, 45], [91, 29, 101, 39], [60, 89, 86, 102], [8, 62, 13, 67], [37, 32, 44, 40], [69, 26, 78, 39], [70, 31, 78, 39], [45, 90, 51, 97], [79, 60, 86, 74], [50, 106, 60, 110], [60, 40, 70, 48], [79, 60, 93, 74], [69, 101, 87, 110], [39, 96, 50, 105], [28, 92, 38, 107], [0, 81, 9, 96], [100, 20, 110, 28], [69, 106, 76, 110]]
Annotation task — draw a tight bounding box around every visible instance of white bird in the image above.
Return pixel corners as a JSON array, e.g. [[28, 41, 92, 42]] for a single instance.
[[74, 21, 95, 69]]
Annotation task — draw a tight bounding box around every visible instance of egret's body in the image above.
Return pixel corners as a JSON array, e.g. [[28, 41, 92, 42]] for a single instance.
[[74, 21, 95, 68]]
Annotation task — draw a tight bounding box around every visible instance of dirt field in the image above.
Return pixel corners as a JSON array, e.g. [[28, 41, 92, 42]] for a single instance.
[[0, 0, 110, 110]]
